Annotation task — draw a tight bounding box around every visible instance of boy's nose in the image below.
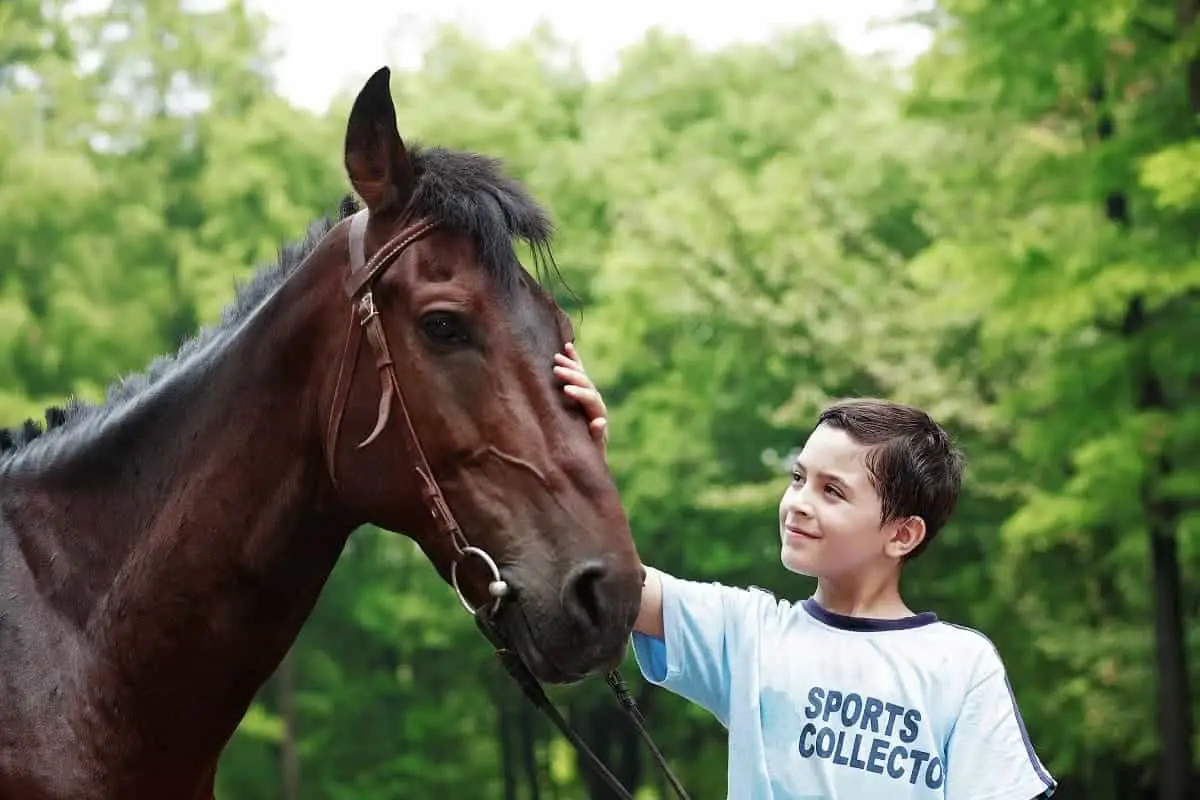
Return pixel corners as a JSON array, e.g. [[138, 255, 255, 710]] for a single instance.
[[798, 491, 819, 515], [783, 487, 814, 517]]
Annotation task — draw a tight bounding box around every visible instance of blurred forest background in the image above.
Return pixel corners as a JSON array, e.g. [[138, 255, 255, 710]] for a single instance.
[[1, 0, 1197, 798]]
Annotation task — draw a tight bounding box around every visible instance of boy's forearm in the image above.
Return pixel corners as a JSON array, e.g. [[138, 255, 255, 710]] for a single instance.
[[634, 566, 665, 639]]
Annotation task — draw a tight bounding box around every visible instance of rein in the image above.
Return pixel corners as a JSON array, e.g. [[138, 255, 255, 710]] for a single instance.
[[325, 206, 691, 800]]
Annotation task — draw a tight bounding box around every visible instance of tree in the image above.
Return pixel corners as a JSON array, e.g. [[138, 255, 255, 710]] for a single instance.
[[904, 0, 1199, 795]]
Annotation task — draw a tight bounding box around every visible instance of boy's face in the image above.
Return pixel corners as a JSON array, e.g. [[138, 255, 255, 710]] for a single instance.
[[777, 423, 911, 579]]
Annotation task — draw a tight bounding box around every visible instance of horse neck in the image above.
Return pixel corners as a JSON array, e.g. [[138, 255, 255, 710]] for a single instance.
[[2, 239, 360, 782]]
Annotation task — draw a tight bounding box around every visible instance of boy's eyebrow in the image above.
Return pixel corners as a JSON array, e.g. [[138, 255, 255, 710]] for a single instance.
[[791, 460, 853, 488]]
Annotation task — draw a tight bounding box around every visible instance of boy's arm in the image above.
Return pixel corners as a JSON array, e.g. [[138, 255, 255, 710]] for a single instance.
[[945, 646, 1057, 800], [634, 564, 664, 638], [554, 343, 665, 640], [629, 568, 752, 726]]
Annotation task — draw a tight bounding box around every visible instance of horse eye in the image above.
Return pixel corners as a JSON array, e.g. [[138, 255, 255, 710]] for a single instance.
[[419, 311, 471, 346]]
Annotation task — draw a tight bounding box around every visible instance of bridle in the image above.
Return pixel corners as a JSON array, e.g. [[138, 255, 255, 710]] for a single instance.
[[324, 203, 691, 800]]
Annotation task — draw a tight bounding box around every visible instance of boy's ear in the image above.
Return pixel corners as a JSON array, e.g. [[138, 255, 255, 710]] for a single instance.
[[886, 516, 926, 559]]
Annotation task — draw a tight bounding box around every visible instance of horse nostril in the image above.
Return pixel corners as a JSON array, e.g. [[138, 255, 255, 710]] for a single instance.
[[563, 560, 608, 632]]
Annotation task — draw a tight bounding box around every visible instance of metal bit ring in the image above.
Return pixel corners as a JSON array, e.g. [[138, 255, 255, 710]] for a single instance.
[[450, 545, 509, 616]]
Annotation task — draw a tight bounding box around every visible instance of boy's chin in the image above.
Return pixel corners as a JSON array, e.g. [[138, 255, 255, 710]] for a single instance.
[[780, 546, 819, 577]]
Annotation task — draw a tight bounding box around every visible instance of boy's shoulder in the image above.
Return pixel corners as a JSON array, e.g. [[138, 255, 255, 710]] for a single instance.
[[747, 588, 1004, 672], [924, 618, 1014, 681], [926, 617, 1004, 650], [656, 572, 1006, 672]]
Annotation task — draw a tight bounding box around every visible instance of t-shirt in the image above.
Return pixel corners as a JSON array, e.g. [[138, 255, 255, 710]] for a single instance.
[[631, 569, 1057, 800]]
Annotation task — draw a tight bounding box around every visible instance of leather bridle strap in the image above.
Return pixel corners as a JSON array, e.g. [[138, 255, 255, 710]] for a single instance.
[[324, 204, 690, 800], [343, 211, 440, 301], [325, 207, 468, 553]]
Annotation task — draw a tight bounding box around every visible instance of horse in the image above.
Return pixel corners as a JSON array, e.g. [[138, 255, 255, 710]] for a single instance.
[[0, 66, 646, 800]]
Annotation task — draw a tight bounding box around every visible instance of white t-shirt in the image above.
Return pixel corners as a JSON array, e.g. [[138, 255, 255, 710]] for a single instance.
[[631, 569, 1057, 800]]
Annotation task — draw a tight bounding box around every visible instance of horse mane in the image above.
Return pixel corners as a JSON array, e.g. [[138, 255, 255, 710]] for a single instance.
[[0, 144, 559, 464]]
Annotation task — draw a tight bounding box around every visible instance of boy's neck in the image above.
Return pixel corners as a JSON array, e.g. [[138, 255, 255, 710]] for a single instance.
[[812, 571, 913, 619]]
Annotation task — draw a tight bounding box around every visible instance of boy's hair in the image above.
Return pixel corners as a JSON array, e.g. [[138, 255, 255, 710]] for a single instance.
[[816, 398, 965, 560]]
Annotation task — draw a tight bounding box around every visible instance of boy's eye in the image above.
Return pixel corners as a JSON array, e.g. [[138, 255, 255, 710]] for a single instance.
[[825, 484, 844, 499], [791, 471, 804, 484]]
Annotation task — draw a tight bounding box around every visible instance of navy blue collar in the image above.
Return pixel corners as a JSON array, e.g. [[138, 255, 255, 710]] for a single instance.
[[801, 597, 939, 632]]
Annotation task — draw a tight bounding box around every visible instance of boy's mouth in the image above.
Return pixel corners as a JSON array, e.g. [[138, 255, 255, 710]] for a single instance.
[[785, 525, 820, 540]]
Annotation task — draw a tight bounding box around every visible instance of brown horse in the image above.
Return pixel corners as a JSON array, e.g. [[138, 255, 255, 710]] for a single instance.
[[0, 66, 644, 800]]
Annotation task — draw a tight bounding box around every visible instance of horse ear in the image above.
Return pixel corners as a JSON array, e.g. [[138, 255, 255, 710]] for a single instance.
[[343, 66, 417, 216]]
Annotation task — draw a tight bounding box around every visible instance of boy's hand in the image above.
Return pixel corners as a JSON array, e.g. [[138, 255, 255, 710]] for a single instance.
[[553, 342, 609, 454]]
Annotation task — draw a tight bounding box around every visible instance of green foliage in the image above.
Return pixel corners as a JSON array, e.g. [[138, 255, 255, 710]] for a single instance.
[[1, 0, 1195, 796]]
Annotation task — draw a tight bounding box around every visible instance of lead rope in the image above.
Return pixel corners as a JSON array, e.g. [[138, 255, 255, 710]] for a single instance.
[[474, 611, 691, 800], [604, 670, 691, 799], [474, 612, 636, 799]]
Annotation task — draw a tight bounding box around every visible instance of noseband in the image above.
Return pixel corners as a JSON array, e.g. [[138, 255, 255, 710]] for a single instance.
[[323, 204, 690, 800]]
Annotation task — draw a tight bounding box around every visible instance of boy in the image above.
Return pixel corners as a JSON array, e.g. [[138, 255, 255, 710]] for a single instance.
[[554, 343, 1056, 800]]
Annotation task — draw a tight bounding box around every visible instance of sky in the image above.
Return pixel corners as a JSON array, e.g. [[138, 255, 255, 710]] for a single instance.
[[244, 0, 933, 113]]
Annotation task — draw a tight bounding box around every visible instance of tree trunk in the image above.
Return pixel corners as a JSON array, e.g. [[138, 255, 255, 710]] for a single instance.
[[278, 649, 301, 800], [518, 705, 541, 800], [573, 697, 647, 799], [1092, 67, 1194, 799], [1147, 505, 1192, 800], [496, 691, 519, 800]]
